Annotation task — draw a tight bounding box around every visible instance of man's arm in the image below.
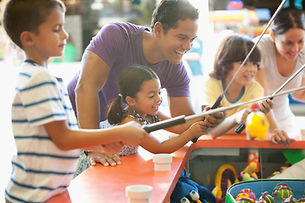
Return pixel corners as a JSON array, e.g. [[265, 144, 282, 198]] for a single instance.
[[76, 50, 110, 129], [168, 96, 194, 117]]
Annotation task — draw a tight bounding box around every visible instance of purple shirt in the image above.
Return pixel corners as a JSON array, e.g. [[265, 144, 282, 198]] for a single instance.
[[67, 22, 190, 121]]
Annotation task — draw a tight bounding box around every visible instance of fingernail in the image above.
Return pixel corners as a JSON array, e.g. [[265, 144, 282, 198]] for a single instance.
[[111, 163, 116, 166]]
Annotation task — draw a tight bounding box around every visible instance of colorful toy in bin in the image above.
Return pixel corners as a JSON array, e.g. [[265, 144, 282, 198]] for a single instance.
[[235, 188, 256, 202], [283, 195, 297, 203], [272, 183, 294, 201], [246, 103, 269, 140], [259, 191, 275, 203], [225, 179, 305, 203], [297, 197, 305, 203]]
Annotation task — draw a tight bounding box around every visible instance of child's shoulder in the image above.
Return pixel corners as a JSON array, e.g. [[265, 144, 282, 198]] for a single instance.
[[18, 63, 58, 89], [204, 77, 221, 87], [21, 63, 55, 81], [247, 80, 264, 95]]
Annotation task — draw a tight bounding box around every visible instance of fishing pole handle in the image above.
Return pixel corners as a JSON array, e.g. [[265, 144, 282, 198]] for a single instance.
[[192, 95, 224, 143], [234, 98, 273, 134], [235, 123, 246, 134], [142, 115, 186, 133]]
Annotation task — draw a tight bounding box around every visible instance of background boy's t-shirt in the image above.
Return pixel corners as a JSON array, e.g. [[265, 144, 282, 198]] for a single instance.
[[202, 77, 263, 117], [6, 63, 79, 203]]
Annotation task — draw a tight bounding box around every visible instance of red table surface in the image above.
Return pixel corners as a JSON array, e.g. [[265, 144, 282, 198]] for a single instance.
[[47, 133, 305, 203], [47, 144, 191, 203]]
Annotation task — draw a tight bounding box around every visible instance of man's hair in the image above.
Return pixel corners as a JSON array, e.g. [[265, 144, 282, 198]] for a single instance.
[[3, 0, 65, 48], [150, 0, 199, 33]]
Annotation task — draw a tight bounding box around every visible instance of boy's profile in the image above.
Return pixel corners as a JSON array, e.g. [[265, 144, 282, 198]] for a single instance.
[[3, 0, 146, 202]]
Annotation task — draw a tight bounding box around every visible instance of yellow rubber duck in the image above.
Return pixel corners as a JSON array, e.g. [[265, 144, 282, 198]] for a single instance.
[[246, 103, 269, 140]]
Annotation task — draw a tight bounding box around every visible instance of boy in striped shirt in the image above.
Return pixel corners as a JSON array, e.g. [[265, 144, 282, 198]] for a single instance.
[[3, 0, 146, 202]]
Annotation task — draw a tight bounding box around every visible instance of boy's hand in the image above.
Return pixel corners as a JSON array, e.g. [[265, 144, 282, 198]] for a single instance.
[[259, 99, 273, 114], [119, 121, 147, 146], [271, 129, 294, 145]]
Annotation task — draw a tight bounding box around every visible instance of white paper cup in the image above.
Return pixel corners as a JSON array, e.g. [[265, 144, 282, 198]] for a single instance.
[[126, 184, 152, 203], [152, 153, 172, 171]]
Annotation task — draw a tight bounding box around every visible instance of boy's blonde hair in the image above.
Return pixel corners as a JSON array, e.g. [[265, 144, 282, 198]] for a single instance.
[[3, 0, 65, 49]]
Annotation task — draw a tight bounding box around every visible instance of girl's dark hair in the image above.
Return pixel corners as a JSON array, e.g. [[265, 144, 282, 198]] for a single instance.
[[272, 8, 305, 36], [210, 34, 261, 80], [150, 0, 199, 33], [3, 0, 65, 48], [107, 65, 159, 125]]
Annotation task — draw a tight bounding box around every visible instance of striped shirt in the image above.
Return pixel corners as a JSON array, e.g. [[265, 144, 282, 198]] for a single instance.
[[5, 62, 79, 203]]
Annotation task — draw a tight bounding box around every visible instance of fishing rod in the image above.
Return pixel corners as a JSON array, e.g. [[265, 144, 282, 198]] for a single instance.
[[234, 63, 305, 133], [142, 85, 305, 133], [190, 0, 288, 143]]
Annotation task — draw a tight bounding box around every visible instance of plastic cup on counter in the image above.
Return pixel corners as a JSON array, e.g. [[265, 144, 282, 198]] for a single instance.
[[153, 153, 172, 171], [125, 184, 152, 203]]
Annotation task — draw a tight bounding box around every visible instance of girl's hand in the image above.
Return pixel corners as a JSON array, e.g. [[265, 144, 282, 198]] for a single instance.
[[259, 99, 273, 114], [118, 121, 147, 146], [270, 129, 294, 145], [188, 121, 208, 138], [88, 151, 121, 167]]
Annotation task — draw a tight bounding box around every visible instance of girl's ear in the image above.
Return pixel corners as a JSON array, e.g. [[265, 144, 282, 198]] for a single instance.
[[125, 96, 136, 107], [20, 31, 35, 47]]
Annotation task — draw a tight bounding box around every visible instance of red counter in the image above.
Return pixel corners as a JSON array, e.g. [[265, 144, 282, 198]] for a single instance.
[[47, 133, 305, 202], [47, 143, 192, 203]]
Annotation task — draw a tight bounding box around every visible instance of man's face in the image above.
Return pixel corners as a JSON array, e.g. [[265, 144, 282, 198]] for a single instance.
[[158, 19, 198, 64]]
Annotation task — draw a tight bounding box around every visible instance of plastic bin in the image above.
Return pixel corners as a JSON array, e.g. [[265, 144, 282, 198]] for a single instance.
[[225, 179, 305, 202]]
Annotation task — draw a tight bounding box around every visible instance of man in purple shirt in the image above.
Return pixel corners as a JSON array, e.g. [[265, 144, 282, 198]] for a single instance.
[[68, 0, 223, 166]]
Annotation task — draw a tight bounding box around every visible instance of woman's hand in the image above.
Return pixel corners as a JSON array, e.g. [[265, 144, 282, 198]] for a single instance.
[[270, 129, 295, 145], [87, 151, 121, 167]]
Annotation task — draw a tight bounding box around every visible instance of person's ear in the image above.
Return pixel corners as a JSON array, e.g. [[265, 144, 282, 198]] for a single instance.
[[153, 22, 164, 39], [20, 31, 35, 47], [125, 96, 136, 107]]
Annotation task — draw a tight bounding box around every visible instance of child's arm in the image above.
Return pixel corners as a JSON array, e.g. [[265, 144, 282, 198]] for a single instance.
[[121, 117, 207, 154], [157, 111, 202, 133], [44, 120, 146, 151], [157, 110, 223, 134]]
